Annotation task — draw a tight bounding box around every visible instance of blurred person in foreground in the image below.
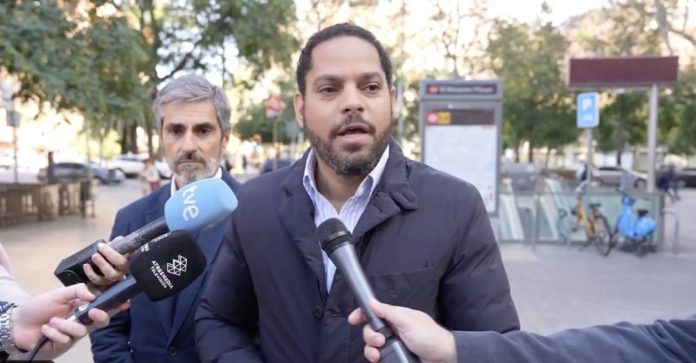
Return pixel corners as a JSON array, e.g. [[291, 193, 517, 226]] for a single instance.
[[349, 300, 696, 363], [89, 74, 240, 363], [196, 23, 518, 362]]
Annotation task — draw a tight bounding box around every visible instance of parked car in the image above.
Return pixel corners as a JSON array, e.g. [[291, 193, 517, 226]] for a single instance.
[[38, 161, 125, 185], [260, 158, 293, 175], [593, 166, 647, 189], [0, 151, 12, 169], [501, 162, 545, 192], [109, 154, 172, 179], [676, 167, 696, 188], [109, 155, 145, 178]]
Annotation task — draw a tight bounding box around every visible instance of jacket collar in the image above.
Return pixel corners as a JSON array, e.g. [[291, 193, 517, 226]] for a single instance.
[[278, 139, 418, 292]]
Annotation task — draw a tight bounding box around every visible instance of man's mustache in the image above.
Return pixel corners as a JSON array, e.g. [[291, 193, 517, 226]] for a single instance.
[[329, 114, 376, 139], [175, 153, 206, 165]]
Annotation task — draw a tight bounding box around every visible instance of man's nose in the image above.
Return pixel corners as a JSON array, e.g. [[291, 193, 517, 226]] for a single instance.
[[340, 86, 365, 114], [180, 131, 196, 152]]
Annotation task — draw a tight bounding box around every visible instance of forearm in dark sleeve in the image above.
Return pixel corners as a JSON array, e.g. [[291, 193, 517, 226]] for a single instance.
[[454, 317, 696, 363]]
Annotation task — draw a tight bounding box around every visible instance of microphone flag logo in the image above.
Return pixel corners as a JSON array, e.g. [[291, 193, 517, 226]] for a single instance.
[[166, 255, 188, 276]]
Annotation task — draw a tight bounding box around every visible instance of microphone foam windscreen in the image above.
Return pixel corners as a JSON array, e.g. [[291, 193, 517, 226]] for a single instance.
[[164, 178, 238, 232], [317, 218, 352, 255], [129, 230, 207, 301]]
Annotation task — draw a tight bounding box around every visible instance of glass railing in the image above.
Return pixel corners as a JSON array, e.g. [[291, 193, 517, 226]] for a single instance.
[[498, 178, 665, 247]]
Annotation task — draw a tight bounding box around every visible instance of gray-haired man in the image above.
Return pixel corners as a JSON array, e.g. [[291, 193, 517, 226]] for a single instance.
[[89, 74, 240, 363]]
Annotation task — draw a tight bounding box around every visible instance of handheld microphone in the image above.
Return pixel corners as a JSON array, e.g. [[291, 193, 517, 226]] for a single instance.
[[72, 230, 207, 324], [54, 178, 237, 286], [318, 218, 421, 363]]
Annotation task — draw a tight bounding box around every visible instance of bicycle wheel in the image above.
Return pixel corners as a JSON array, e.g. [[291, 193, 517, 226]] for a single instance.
[[593, 215, 613, 256]]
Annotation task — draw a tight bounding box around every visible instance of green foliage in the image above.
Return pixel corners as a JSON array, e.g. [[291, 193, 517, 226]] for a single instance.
[[234, 80, 296, 143], [129, 0, 299, 83], [487, 17, 579, 159], [0, 1, 98, 111], [595, 92, 648, 152], [660, 66, 696, 155]]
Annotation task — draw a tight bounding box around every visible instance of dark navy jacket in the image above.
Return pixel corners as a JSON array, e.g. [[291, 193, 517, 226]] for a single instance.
[[454, 315, 696, 363], [90, 170, 239, 363], [196, 140, 519, 363]]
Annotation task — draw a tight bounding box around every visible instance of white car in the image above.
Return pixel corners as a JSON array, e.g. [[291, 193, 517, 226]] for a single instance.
[[110, 155, 172, 179], [109, 155, 144, 178]]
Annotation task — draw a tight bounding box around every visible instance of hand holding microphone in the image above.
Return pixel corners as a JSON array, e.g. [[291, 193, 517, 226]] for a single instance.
[[23, 230, 207, 361], [54, 178, 237, 287], [317, 218, 421, 363], [72, 230, 207, 324], [348, 300, 457, 363]]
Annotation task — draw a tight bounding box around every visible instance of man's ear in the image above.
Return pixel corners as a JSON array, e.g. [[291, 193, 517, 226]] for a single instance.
[[293, 92, 305, 128], [221, 131, 230, 149]]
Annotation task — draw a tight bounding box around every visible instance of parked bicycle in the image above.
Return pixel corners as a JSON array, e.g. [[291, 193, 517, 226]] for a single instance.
[[612, 194, 657, 257], [557, 181, 613, 256]]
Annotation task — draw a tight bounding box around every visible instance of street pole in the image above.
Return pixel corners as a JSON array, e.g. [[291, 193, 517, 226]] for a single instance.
[[272, 118, 278, 171], [12, 124, 18, 183], [586, 128, 592, 199], [647, 84, 658, 193]]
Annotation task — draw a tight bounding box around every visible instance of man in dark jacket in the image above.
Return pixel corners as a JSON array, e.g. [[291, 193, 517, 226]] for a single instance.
[[90, 74, 240, 363], [195, 23, 518, 363], [350, 300, 696, 363]]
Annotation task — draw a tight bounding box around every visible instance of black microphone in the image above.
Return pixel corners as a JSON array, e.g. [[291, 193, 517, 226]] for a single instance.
[[71, 230, 206, 324], [317, 218, 421, 363], [54, 178, 236, 286]]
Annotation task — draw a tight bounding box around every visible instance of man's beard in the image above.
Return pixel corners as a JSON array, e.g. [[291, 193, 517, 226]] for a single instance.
[[304, 113, 391, 177], [168, 152, 221, 186]]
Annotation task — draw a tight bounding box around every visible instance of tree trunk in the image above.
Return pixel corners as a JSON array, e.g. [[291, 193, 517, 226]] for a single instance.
[[527, 140, 534, 163], [616, 95, 625, 166], [129, 124, 139, 154], [119, 126, 128, 155], [545, 148, 552, 168], [514, 141, 520, 162], [146, 117, 154, 158]]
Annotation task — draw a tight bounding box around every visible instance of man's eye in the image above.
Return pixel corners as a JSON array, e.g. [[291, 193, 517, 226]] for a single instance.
[[198, 128, 212, 135], [319, 86, 338, 94], [364, 84, 380, 92], [168, 128, 183, 135]]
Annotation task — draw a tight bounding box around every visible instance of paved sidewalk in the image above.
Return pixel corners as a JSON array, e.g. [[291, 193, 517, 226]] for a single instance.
[[0, 180, 694, 362]]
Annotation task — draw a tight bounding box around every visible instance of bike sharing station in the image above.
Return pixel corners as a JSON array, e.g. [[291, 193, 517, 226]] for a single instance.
[[566, 56, 679, 254]]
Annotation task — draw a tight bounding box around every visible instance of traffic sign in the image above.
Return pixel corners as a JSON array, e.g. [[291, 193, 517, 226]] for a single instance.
[[265, 96, 284, 119], [576, 92, 599, 128]]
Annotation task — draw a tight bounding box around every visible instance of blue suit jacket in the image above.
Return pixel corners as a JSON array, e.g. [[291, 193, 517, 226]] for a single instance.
[[90, 170, 240, 363], [455, 315, 696, 363]]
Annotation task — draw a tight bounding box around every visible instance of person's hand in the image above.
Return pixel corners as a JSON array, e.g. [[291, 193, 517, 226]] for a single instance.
[[10, 283, 111, 360], [348, 300, 456, 363], [83, 237, 129, 288]]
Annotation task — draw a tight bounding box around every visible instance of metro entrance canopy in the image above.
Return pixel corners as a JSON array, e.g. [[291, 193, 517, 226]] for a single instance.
[[567, 56, 679, 192]]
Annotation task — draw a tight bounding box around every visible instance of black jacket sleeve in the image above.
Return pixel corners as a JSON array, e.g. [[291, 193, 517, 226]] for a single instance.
[[454, 316, 696, 363]]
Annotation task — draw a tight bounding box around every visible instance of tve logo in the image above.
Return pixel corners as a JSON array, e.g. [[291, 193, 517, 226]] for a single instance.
[[181, 184, 199, 221]]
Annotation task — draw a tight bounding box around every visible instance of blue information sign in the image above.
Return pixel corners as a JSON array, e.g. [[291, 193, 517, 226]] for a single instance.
[[576, 92, 599, 128]]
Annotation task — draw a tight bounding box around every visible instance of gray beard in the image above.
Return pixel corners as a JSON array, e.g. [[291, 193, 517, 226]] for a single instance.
[[168, 155, 221, 186]]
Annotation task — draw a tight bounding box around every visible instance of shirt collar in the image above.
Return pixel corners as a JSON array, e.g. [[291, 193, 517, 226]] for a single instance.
[[302, 144, 390, 202], [170, 166, 223, 197]]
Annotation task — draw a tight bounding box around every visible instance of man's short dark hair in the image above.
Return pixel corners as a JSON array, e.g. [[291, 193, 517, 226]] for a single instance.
[[295, 23, 392, 97]]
